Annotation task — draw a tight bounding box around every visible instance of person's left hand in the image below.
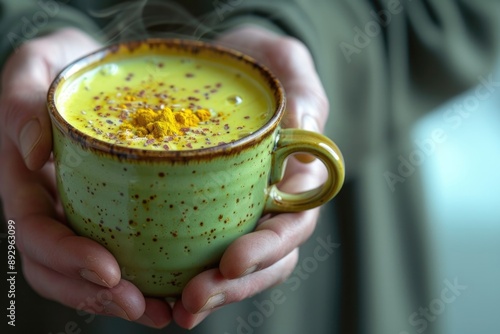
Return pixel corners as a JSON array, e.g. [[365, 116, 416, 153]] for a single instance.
[[172, 25, 332, 329], [0, 28, 173, 329]]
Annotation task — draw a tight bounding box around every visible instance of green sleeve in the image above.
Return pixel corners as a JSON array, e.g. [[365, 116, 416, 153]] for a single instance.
[[0, 0, 104, 66]]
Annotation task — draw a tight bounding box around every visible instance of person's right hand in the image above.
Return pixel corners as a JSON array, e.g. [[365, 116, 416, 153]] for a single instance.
[[0, 28, 172, 328]]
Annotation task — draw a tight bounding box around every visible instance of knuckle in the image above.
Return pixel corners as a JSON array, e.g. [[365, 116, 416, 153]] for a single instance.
[[264, 36, 312, 74], [309, 90, 330, 126], [0, 93, 25, 128], [20, 257, 53, 301], [280, 249, 299, 282]]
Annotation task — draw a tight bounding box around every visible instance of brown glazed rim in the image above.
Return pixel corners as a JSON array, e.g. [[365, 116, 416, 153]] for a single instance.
[[47, 38, 286, 162]]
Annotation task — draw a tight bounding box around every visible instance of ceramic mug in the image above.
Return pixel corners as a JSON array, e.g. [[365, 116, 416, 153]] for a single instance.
[[47, 39, 345, 297]]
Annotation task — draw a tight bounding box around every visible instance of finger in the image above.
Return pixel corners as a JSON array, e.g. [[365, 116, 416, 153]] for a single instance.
[[171, 304, 211, 330], [218, 156, 323, 279], [28, 258, 173, 328], [22, 256, 145, 321], [39, 157, 60, 205], [219, 209, 318, 279], [134, 298, 173, 328], [278, 153, 328, 191], [0, 140, 121, 288], [0, 137, 58, 217], [175, 249, 299, 328], [0, 84, 52, 171], [17, 215, 121, 288], [1, 140, 169, 327], [0, 28, 100, 170]]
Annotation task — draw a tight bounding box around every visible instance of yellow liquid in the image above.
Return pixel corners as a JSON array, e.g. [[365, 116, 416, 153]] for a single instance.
[[56, 55, 273, 150]]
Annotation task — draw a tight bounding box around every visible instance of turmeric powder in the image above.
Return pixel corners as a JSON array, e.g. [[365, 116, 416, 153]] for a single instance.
[[120, 106, 212, 139]]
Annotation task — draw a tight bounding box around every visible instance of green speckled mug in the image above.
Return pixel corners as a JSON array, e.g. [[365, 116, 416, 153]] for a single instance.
[[47, 39, 345, 297]]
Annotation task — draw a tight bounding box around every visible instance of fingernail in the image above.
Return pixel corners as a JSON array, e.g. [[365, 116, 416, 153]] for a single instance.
[[241, 264, 258, 277], [104, 301, 130, 320], [137, 313, 157, 327], [302, 114, 319, 132], [198, 293, 226, 313], [187, 313, 207, 330], [19, 119, 42, 160], [165, 297, 176, 308], [80, 268, 111, 288]]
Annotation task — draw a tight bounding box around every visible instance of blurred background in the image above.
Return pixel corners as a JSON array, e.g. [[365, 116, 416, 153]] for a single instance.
[[411, 65, 500, 334]]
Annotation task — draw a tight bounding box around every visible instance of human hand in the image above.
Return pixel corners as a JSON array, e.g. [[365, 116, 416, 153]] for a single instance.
[[171, 25, 332, 328], [0, 28, 172, 328], [0, 25, 331, 330]]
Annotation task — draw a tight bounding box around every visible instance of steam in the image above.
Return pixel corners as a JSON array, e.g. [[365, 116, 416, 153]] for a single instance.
[[87, 0, 217, 44]]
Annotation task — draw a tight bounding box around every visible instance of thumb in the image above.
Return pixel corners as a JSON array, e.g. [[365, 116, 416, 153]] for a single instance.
[[216, 25, 329, 162], [0, 47, 53, 170], [0, 28, 101, 170]]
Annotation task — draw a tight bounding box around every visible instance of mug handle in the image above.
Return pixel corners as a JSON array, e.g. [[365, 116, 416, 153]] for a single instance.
[[263, 128, 345, 213]]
